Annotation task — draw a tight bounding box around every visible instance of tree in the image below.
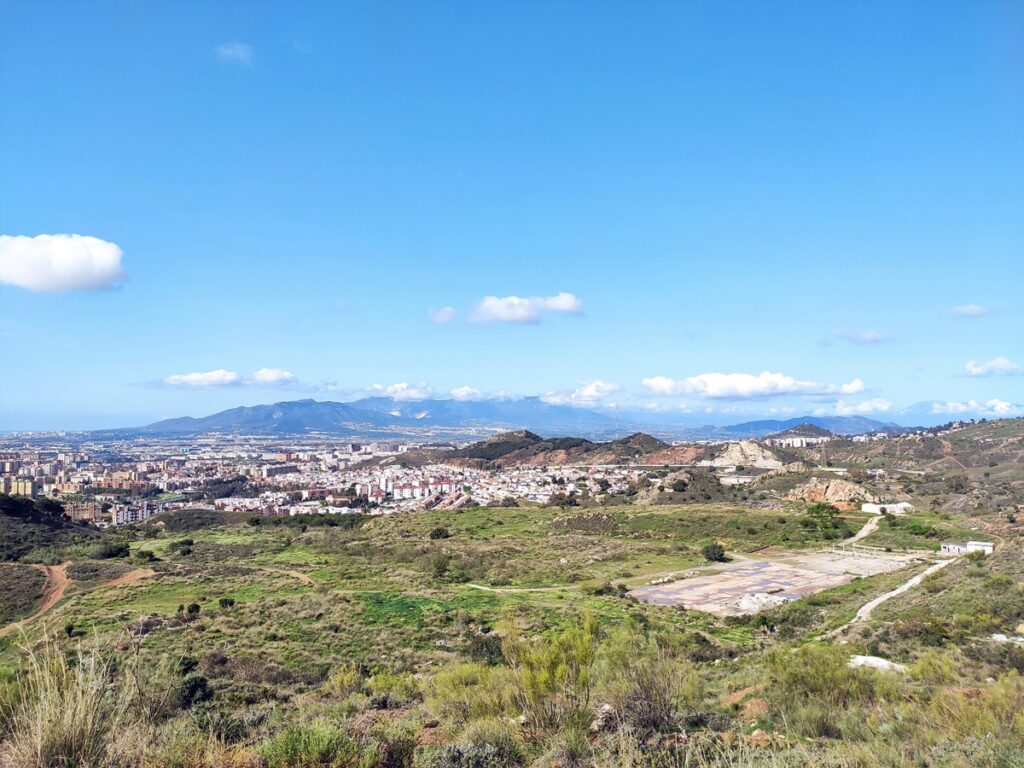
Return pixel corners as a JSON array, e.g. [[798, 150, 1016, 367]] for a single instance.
[[702, 543, 726, 562], [430, 526, 451, 540]]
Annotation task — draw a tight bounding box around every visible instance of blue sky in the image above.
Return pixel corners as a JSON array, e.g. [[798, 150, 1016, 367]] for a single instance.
[[1, 1, 1022, 430]]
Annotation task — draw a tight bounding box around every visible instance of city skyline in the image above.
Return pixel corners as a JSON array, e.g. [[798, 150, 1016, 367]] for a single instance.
[[2, 2, 1023, 430]]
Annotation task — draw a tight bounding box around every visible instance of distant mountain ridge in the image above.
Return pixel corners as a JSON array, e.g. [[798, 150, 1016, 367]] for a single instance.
[[135, 398, 897, 440], [140, 397, 618, 438]]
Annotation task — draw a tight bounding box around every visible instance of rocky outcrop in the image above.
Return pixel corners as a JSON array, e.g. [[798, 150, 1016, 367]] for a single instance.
[[709, 441, 782, 469], [786, 476, 878, 504]]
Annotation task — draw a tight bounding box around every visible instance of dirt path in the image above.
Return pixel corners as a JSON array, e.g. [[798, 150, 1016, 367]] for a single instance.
[[466, 583, 569, 594], [0, 562, 71, 638], [98, 568, 156, 589], [843, 515, 880, 546], [255, 566, 315, 586], [825, 558, 955, 639]]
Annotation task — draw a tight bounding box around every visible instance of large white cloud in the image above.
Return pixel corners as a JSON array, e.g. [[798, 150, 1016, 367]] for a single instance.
[[0, 234, 125, 292], [641, 371, 865, 399], [163, 368, 296, 387], [542, 379, 621, 406], [470, 292, 583, 324], [964, 357, 1021, 377]]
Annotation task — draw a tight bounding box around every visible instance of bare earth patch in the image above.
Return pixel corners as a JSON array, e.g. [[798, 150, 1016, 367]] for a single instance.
[[629, 550, 919, 617]]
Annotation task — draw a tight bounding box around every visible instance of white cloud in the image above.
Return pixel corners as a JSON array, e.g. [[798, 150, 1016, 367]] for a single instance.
[[840, 378, 866, 394], [541, 379, 621, 406], [814, 398, 892, 416], [833, 329, 887, 345], [369, 382, 432, 401], [164, 369, 240, 387], [215, 41, 253, 65], [450, 386, 482, 401], [248, 368, 295, 385], [428, 306, 456, 324], [930, 399, 1021, 417], [470, 292, 583, 324], [0, 234, 125, 292], [951, 304, 988, 317], [162, 367, 297, 387], [964, 357, 1021, 377], [640, 371, 865, 400]]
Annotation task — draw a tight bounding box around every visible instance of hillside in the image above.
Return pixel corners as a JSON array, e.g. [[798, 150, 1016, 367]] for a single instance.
[[0, 495, 104, 561], [387, 431, 714, 469]]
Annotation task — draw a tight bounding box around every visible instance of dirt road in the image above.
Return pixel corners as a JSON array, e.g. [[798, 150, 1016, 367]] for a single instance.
[[843, 515, 879, 546], [0, 562, 71, 638], [825, 558, 955, 639]]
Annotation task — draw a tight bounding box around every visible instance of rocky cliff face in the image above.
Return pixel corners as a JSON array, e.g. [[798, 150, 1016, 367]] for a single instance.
[[709, 440, 782, 469], [786, 476, 878, 504]]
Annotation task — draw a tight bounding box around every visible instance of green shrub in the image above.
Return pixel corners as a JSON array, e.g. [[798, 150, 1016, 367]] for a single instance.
[[501, 615, 599, 738], [701, 543, 726, 562], [598, 623, 703, 732], [260, 719, 364, 768]]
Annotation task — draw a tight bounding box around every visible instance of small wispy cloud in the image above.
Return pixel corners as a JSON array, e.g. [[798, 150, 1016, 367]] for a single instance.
[[813, 398, 892, 416], [833, 329, 888, 345], [215, 41, 254, 65], [449, 386, 482, 401], [929, 398, 1021, 417], [368, 382, 432, 401], [964, 357, 1021, 377], [428, 306, 456, 324], [470, 292, 583, 324], [951, 304, 988, 317]]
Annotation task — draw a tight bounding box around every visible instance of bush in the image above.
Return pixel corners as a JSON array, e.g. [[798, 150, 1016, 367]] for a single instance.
[[502, 615, 599, 738], [367, 671, 420, 708], [430, 526, 451, 540], [260, 719, 365, 768], [701, 543, 726, 563], [426, 663, 517, 726], [598, 623, 703, 732], [91, 541, 131, 559]]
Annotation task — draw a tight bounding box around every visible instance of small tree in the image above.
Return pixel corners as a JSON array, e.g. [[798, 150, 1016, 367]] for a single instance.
[[429, 526, 451, 540]]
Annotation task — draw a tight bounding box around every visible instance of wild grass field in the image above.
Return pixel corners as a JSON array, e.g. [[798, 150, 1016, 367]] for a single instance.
[[1, 494, 1022, 768]]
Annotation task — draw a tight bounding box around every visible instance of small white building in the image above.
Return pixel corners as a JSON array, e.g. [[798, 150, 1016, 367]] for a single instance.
[[861, 502, 914, 515], [940, 541, 994, 556]]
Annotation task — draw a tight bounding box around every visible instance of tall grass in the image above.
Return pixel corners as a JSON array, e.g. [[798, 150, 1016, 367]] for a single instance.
[[1, 635, 146, 768]]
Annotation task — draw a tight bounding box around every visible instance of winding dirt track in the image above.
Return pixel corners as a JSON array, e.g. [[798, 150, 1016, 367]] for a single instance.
[[0, 564, 157, 638], [0, 562, 71, 638]]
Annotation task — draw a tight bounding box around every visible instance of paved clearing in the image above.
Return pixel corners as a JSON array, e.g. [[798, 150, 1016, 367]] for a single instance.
[[630, 549, 919, 617]]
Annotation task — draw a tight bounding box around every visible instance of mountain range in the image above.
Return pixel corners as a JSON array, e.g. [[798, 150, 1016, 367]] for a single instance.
[[134, 397, 902, 440]]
